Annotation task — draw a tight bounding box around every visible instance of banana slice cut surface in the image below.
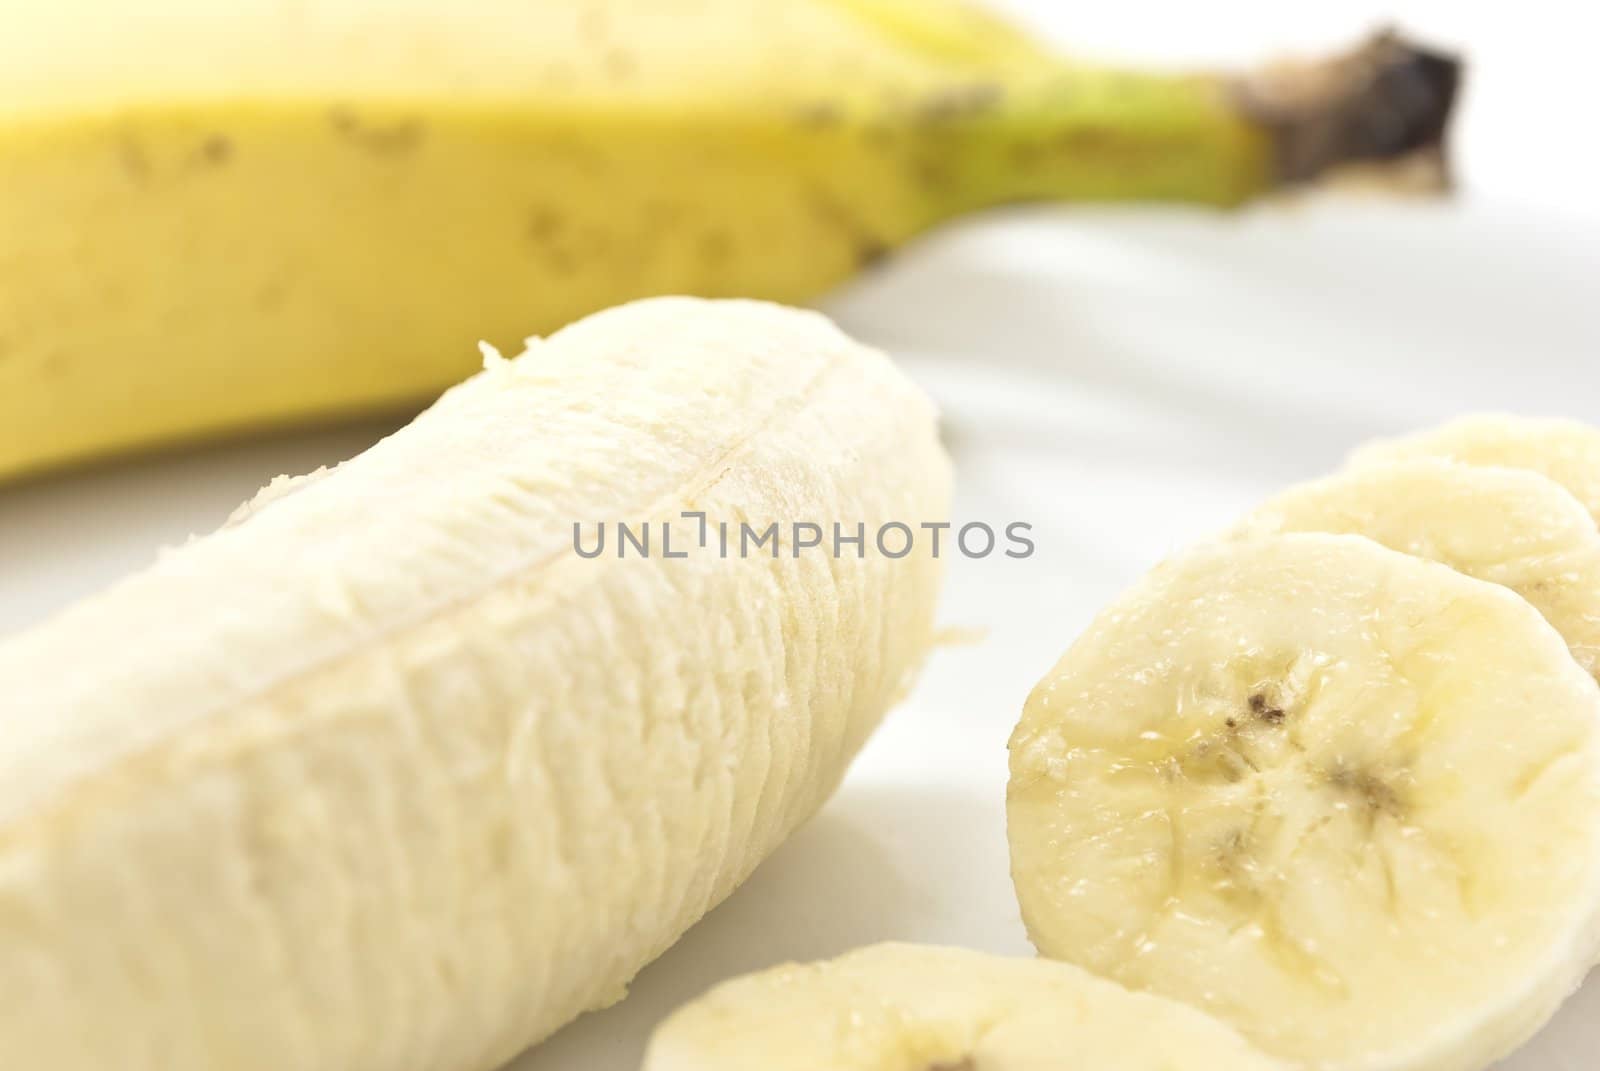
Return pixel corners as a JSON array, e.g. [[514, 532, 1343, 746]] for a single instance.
[[1236, 460, 1600, 680], [1350, 414, 1600, 526], [1008, 534, 1600, 1071], [643, 942, 1287, 1071]]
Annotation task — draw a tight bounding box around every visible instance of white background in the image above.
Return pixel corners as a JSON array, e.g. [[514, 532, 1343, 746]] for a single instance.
[[2, 2, 1597, 1068]]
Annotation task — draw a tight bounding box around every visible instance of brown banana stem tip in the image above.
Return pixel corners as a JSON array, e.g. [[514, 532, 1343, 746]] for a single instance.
[[1235, 30, 1463, 190]]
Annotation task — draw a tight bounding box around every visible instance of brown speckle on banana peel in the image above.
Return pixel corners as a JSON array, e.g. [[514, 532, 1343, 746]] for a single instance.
[[197, 134, 233, 166], [327, 107, 426, 156], [525, 207, 567, 243], [697, 229, 736, 267], [807, 187, 890, 270], [115, 132, 151, 184], [793, 101, 845, 129], [909, 81, 1005, 125]]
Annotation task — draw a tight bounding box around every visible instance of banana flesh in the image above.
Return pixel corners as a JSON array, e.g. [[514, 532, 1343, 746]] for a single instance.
[[643, 942, 1287, 1071], [0, 297, 951, 1071], [0, 0, 1458, 481], [1350, 414, 1600, 526], [1008, 534, 1600, 1071], [1236, 459, 1600, 681]]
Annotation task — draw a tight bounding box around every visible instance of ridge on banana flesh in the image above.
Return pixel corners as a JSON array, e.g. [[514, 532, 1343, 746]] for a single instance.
[[1008, 534, 1600, 1071], [0, 298, 951, 1071], [1234, 459, 1600, 681], [642, 942, 1288, 1071], [1350, 414, 1600, 527], [0, 0, 1457, 481]]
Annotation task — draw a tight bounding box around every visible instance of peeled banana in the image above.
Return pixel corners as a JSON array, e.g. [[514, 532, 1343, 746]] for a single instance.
[[1235, 459, 1600, 681], [1350, 414, 1600, 525], [0, 298, 951, 1071], [0, 0, 1458, 480], [1008, 534, 1600, 1071], [642, 942, 1288, 1071]]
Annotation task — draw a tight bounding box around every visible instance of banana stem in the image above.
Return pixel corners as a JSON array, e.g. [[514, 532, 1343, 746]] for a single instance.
[[922, 31, 1461, 214], [1233, 31, 1461, 188]]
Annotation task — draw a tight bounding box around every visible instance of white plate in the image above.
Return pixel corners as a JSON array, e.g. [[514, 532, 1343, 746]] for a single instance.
[[2, 199, 1596, 1069]]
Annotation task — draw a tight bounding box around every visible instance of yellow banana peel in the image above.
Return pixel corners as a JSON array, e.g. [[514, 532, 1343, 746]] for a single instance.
[[0, 0, 1459, 481]]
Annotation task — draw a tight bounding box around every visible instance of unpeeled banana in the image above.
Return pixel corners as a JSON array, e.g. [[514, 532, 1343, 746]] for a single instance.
[[1008, 534, 1600, 1071], [643, 943, 1287, 1071], [0, 0, 1458, 480], [0, 298, 951, 1071]]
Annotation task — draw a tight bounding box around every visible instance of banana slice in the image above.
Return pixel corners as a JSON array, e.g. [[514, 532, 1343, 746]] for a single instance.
[[642, 943, 1287, 1071], [1350, 414, 1600, 525], [0, 298, 950, 1071], [1008, 534, 1600, 1071], [1234, 460, 1600, 680]]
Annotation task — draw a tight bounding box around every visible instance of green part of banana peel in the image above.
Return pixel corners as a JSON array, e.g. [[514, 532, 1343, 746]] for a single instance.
[[0, 1, 1459, 483]]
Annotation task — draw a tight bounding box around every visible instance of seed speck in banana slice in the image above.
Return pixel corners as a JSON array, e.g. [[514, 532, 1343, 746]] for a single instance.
[[1008, 533, 1600, 1071], [1236, 459, 1600, 682], [643, 943, 1287, 1071], [1350, 414, 1600, 526]]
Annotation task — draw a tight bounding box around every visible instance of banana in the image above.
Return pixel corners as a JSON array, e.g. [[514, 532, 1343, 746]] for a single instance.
[[1007, 534, 1600, 1071], [1234, 459, 1600, 681], [0, 0, 1458, 481], [642, 942, 1288, 1071], [1350, 415, 1600, 526], [0, 297, 951, 1071]]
